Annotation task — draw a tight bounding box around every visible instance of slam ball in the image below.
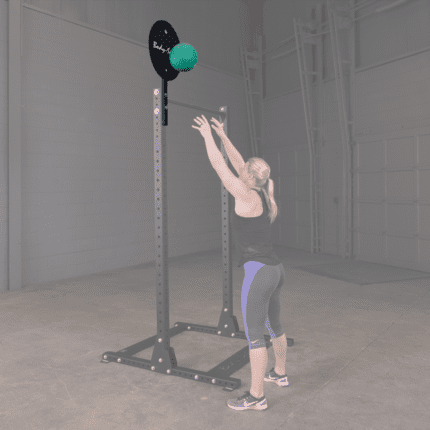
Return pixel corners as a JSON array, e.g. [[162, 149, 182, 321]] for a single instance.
[[169, 43, 198, 72]]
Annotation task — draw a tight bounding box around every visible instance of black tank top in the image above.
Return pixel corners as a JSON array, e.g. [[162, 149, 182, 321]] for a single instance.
[[231, 189, 281, 267]]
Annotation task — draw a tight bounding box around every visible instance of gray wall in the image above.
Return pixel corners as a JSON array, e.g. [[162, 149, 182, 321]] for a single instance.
[[352, 0, 430, 268], [1, 0, 253, 291], [22, 0, 253, 76], [3, 0, 430, 291], [262, 0, 430, 271]]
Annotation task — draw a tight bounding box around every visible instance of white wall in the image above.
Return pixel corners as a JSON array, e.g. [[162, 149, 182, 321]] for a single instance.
[[1, 0, 253, 291]]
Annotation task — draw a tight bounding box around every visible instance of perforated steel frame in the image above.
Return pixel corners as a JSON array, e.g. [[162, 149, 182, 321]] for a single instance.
[[101, 82, 293, 392]]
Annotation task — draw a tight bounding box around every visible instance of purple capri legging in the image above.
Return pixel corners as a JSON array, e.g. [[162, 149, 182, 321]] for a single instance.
[[241, 261, 286, 350]]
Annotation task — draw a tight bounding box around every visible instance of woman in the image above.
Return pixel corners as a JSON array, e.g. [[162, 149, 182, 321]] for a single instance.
[[192, 115, 288, 411]]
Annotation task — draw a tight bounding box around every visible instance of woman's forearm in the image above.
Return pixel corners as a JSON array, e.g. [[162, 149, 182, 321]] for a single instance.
[[219, 135, 245, 175], [203, 134, 225, 167]]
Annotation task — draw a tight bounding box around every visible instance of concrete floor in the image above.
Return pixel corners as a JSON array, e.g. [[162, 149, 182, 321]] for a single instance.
[[1, 246, 430, 430]]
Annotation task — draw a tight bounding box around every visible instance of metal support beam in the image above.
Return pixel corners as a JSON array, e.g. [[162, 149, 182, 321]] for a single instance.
[[262, 34, 295, 56], [168, 99, 228, 118]]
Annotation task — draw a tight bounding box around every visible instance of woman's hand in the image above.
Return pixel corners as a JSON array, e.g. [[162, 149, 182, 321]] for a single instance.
[[192, 115, 212, 138], [210, 118, 226, 139]]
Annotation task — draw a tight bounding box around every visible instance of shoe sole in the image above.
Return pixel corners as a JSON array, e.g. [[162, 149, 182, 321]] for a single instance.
[[264, 373, 289, 387]]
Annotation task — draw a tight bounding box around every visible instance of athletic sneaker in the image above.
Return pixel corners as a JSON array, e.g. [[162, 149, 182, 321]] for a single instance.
[[264, 367, 289, 387]]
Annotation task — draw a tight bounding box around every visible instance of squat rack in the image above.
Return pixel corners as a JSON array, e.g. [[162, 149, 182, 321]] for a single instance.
[[100, 83, 293, 392]]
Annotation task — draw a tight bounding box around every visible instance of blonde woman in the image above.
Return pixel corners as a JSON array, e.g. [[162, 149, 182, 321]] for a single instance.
[[192, 115, 288, 412]]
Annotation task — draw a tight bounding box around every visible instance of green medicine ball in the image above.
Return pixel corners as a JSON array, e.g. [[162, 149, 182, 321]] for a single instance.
[[169, 43, 198, 72]]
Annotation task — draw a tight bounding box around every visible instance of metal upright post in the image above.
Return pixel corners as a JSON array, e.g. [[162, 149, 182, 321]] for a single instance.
[[328, 0, 353, 259], [294, 19, 319, 253], [349, 0, 356, 259], [294, 19, 313, 253], [294, 14, 329, 254], [258, 35, 264, 159], [316, 3, 325, 254], [241, 47, 262, 158], [240, 47, 254, 157]]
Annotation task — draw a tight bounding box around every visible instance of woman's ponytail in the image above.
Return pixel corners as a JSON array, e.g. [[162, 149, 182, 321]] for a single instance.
[[261, 178, 278, 224], [247, 157, 278, 224]]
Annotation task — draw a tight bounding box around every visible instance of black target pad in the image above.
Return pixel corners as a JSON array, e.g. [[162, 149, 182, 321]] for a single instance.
[[149, 20, 180, 82]]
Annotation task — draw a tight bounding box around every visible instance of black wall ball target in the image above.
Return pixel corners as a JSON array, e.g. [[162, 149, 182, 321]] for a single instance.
[[148, 20, 180, 82], [149, 20, 198, 126]]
